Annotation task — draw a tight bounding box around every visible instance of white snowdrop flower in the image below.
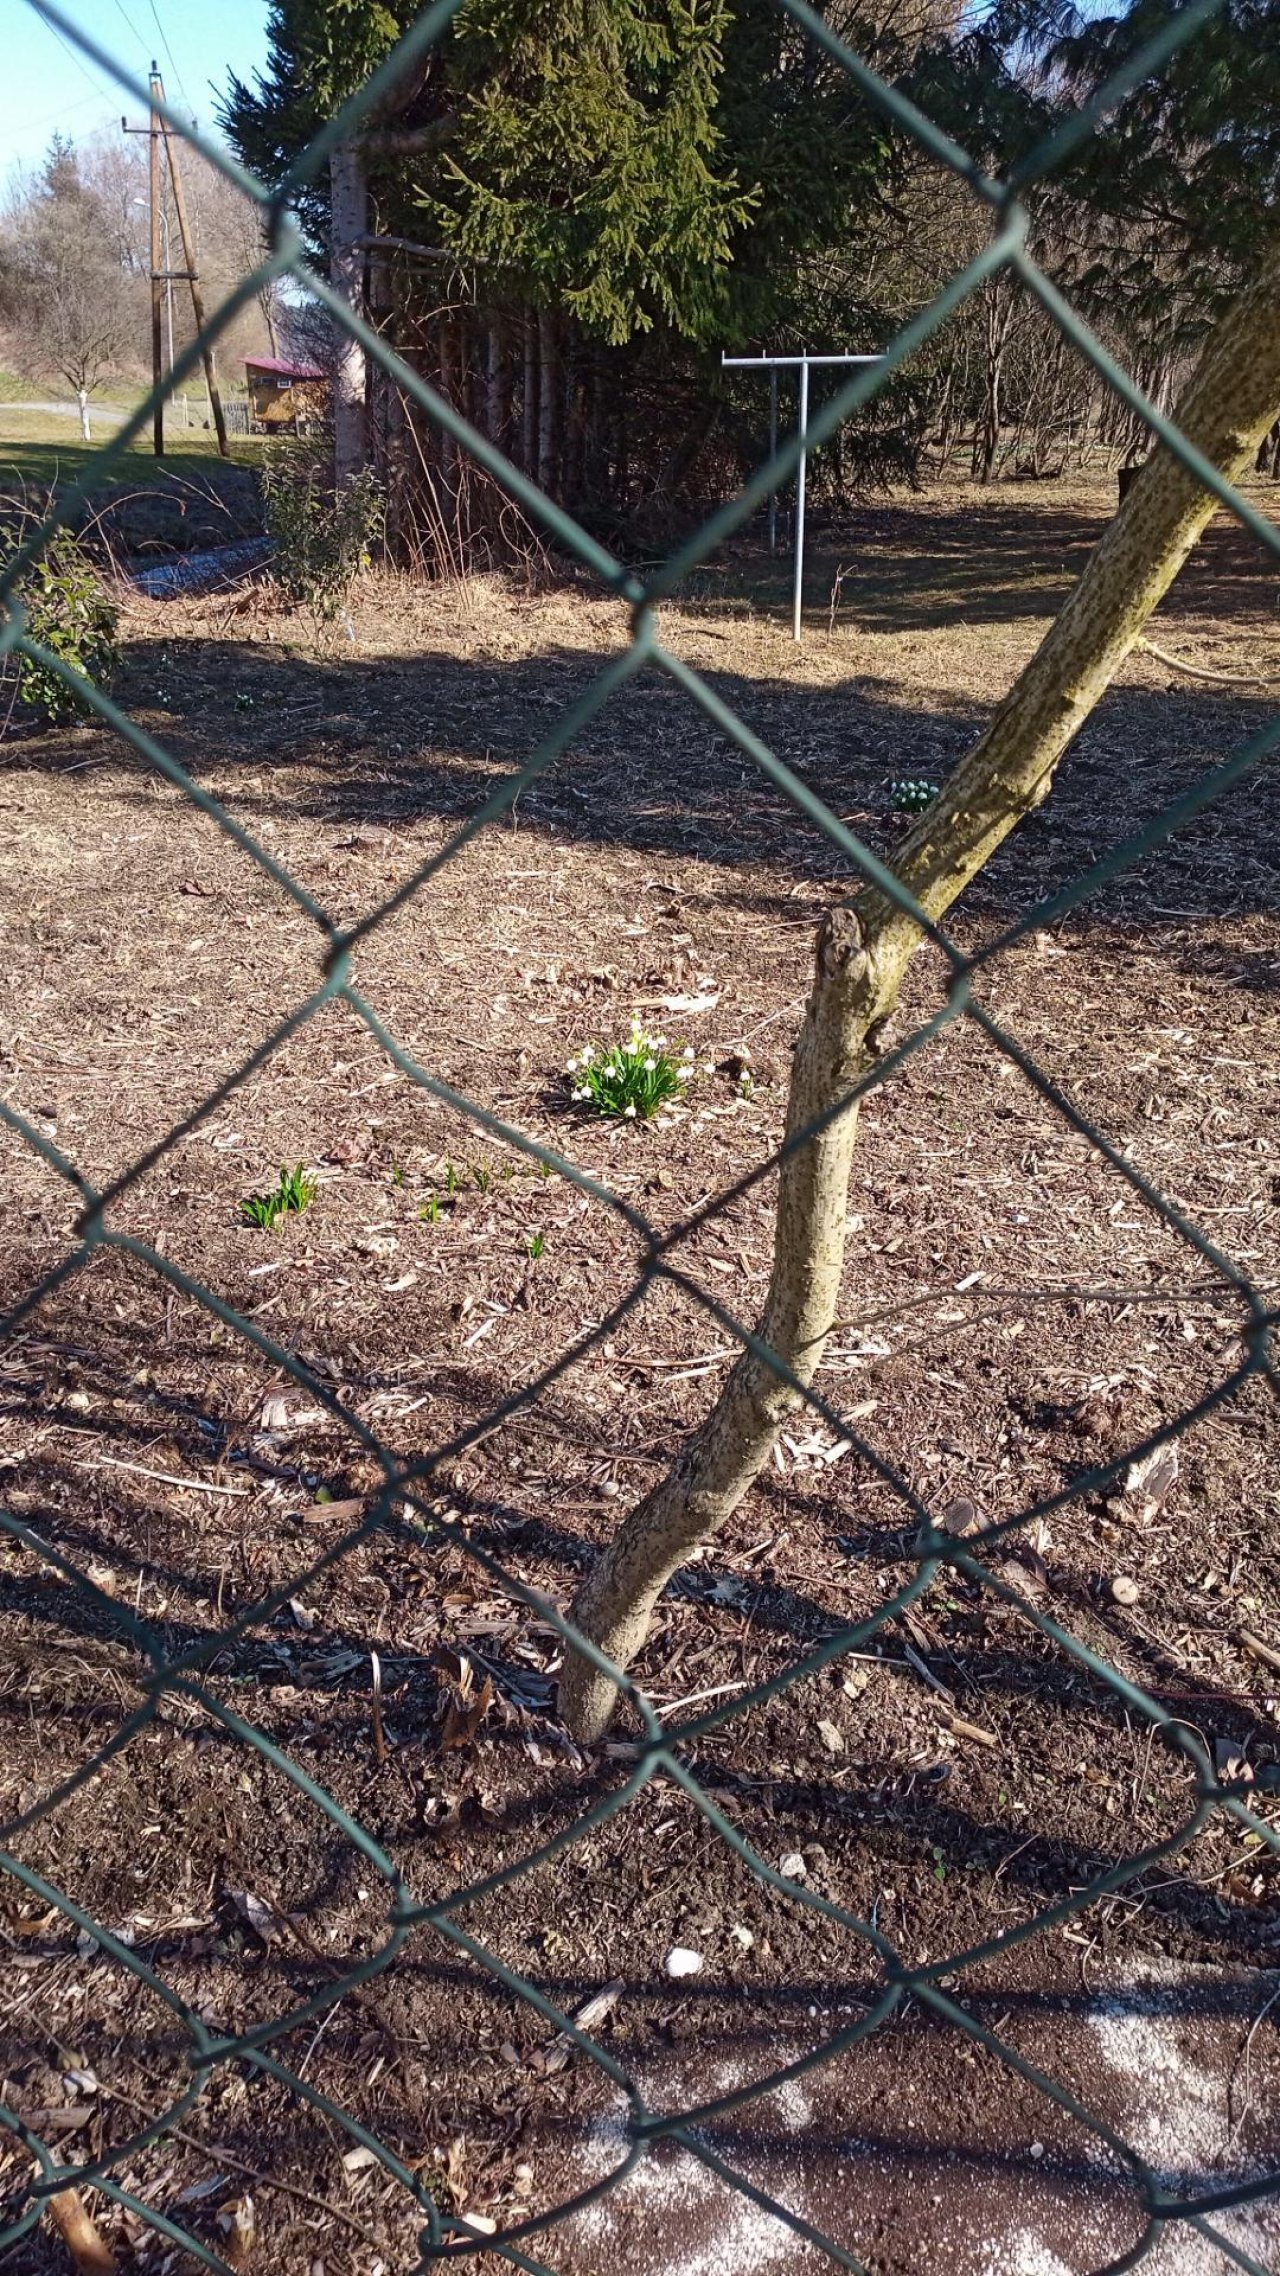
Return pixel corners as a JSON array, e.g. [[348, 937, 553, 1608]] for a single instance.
[[682, 1045, 696, 1060], [643, 1057, 656, 1072], [624, 1104, 637, 1119], [676, 1065, 691, 1081], [703, 1063, 715, 1076], [572, 1086, 590, 1101]]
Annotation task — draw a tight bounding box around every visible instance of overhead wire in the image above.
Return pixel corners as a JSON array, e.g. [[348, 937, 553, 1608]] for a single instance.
[[109, 0, 147, 52], [35, 13, 117, 104]]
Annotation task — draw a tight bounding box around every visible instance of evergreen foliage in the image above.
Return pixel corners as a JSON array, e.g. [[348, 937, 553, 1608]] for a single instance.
[[219, 0, 1280, 533], [429, 0, 753, 343]]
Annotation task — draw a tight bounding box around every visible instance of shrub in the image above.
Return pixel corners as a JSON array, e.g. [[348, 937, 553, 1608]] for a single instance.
[[9, 539, 118, 724], [566, 1020, 695, 1120], [260, 447, 383, 616]]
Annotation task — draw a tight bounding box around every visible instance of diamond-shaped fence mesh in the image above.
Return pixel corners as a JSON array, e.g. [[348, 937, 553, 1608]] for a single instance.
[[1, 0, 1279, 2269]]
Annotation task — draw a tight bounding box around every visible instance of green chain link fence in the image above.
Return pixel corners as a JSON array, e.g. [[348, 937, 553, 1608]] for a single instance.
[[2, 0, 1279, 2267]]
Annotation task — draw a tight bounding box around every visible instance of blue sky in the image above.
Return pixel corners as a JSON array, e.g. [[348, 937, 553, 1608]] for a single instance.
[[3, 0, 272, 176]]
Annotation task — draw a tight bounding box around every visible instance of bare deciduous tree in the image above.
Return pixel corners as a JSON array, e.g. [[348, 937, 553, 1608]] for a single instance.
[[559, 240, 1280, 1740], [0, 142, 140, 440]]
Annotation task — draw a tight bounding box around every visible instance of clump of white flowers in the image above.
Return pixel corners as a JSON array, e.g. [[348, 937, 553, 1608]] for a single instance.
[[565, 1019, 694, 1121]]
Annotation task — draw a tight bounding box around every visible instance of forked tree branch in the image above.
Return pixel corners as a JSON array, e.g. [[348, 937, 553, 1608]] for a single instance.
[[559, 238, 1280, 1741]]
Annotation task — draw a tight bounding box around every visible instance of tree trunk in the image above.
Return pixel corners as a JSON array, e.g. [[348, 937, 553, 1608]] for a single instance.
[[330, 139, 369, 484], [563, 328, 583, 507], [438, 314, 460, 538], [522, 315, 538, 479], [487, 315, 510, 448], [932, 367, 956, 471], [974, 279, 1014, 482], [538, 306, 558, 498], [560, 238, 1280, 1741], [579, 353, 601, 506], [76, 387, 91, 444]]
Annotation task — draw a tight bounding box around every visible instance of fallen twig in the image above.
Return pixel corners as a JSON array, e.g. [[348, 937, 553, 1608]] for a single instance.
[[936, 1706, 999, 1749], [370, 1651, 386, 1766], [68, 1453, 249, 1498], [1136, 636, 1280, 686], [96, 2085, 387, 2249], [901, 1641, 955, 1704], [46, 2187, 117, 2275], [1239, 1629, 1280, 1676]]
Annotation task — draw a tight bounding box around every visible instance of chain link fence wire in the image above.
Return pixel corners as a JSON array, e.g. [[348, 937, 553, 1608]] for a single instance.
[[2, 0, 1279, 2267]]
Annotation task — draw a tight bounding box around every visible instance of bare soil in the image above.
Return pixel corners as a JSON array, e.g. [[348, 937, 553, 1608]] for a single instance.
[[1, 475, 1279, 2275]]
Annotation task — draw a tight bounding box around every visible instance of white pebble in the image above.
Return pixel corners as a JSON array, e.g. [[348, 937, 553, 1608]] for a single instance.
[[779, 1852, 807, 1882], [665, 1946, 703, 1979], [730, 1924, 754, 1950]]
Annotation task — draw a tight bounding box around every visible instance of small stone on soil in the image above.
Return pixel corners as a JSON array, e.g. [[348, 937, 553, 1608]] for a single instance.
[[665, 1946, 703, 1978]]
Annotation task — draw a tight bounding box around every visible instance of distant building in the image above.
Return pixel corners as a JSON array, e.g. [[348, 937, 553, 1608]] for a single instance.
[[244, 355, 328, 433]]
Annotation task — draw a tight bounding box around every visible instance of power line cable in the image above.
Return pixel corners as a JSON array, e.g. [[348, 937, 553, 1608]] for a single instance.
[[37, 15, 116, 105], [109, 0, 148, 53]]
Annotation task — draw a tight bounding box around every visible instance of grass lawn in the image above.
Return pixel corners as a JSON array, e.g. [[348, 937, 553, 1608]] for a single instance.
[[0, 418, 271, 553]]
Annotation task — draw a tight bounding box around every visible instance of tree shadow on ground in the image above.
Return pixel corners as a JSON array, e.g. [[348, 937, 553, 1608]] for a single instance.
[[2, 1354, 1275, 1982], [711, 490, 1280, 635], [5, 627, 1275, 938]]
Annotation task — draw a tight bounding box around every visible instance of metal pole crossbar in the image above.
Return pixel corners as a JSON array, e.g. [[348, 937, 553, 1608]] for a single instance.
[[722, 352, 881, 638]]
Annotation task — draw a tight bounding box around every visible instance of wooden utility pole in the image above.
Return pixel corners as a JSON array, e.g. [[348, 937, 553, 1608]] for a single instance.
[[154, 71, 229, 458], [122, 67, 167, 455], [148, 66, 164, 456]]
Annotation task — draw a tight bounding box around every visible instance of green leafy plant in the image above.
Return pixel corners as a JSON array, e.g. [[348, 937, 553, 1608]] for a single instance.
[[889, 777, 939, 815], [472, 1162, 493, 1194], [240, 1163, 317, 1230], [566, 1020, 695, 1121], [525, 1230, 546, 1260], [10, 539, 118, 725], [420, 1195, 442, 1224], [260, 446, 383, 618]]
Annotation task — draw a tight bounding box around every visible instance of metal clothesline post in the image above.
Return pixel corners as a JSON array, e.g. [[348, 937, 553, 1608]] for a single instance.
[[768, 366, 778, 554], [722, 350, 881, 639], [794, 356, 809, 643]]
